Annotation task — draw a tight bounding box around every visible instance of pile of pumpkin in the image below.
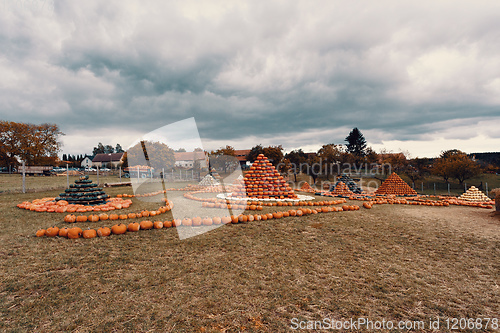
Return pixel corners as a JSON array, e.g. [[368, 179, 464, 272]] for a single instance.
[[297, 182, 315, 193], [17, 197, 132, 213], [374, 172, 417, 196], [231, 154, 297, 199], [328, 181, 355, 196]]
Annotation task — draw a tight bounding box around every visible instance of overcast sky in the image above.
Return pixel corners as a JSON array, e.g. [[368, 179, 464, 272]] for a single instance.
[[1, 0, 499, 158]]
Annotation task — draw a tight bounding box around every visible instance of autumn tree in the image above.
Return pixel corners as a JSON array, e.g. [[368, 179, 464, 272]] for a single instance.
[[284, 149, 308, 182], [404, 158, 431, 183], [127, 140, 175, 173], [209, 146, 238, 173], [246, 144, 264, 163], [379, 149, 409, 174], [0, 121, 63, 168], [317, 144, 343, 179], [432, 150, 480, 184], [262, 145, 284, 167]]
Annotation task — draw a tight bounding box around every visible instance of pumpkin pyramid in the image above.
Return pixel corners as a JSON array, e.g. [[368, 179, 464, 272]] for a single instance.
[[231, 154, 297, 199], [56, 175, 108, 205], [375, 172, 417, 196], [330, 175, 362, 194], [199, 174, 219, 186], [300, 182, 314, 192], [458, 186, 491, 202], [329, 181, 355, 196]]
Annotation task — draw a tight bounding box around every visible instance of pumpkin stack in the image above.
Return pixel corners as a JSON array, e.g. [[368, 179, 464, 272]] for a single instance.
[[299, 182, 314, 192], [329, 181, 355, 197], [458, 186, 491, 202], [231, 154, 297, 199], [330, 175, 363, 194], [198, 174, 220, 186], [374, 172, 417, 196], [55, 175, 108, 205]]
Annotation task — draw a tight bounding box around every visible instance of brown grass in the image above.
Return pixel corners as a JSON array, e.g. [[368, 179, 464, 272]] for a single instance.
[[0, 178, 499, 332]]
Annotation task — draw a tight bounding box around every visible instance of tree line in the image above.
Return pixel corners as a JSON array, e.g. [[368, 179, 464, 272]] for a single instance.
[[0, 121, 63, 168]]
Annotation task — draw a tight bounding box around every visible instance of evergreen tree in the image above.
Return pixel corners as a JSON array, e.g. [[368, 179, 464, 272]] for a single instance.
[[62, 154, 67, 161], [115, 144, 124, 153], [345, 128, 367, 157]]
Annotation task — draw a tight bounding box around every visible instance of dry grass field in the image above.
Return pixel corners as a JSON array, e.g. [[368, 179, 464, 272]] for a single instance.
[[0, 175, 499, 332]]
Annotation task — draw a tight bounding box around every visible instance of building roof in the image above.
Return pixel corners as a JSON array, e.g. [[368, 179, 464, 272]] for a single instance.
[[234, 149, 251, 162], [92, 153, 124, 163], [174, 151, 207, 161]]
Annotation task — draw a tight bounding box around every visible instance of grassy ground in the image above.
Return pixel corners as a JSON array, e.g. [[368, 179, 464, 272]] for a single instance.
[[0, 179, 499, 332]]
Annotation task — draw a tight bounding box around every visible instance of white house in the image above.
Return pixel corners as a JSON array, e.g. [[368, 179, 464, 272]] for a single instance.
[[81, 155, 93, 168], [174, 151, 208, 169]]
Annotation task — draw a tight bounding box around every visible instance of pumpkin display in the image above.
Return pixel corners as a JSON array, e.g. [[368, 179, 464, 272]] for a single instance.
[[229, 153, 298, 199], [97, 227, 111, 237], [458, 186, 491, 202], [328, 181, 355, 196], [375, 173, 417, 196]]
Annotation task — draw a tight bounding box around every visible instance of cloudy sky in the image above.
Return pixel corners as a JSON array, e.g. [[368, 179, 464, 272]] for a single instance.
[[1, 0, 499, 158]]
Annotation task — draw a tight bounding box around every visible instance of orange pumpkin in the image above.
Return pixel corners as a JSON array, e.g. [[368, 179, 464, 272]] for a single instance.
[[192, 217, 202, 226], [46, 226, 60, 237], [140, 220, 153, 230], [67, 227, 83, 239], [202, 217, 213, 226], [35, 229, 46, 237], [82, 229, 97, 239], [88, 214, 99, 222], [98, 213, 109, 221], [212, 217, 222, 225], [75, 215, 87, 222], [172, 219, 182, 227], [109, 214, 119, 220], [163, 220, 173, 228], [58, 227, 69, 237], [111, 224, 127, 235], [128, 222, 140, 232], [64, 214, 76, 223], [153, 221, 163, 229], [221, 216, 232, 224], [97, 227, 111, 237]]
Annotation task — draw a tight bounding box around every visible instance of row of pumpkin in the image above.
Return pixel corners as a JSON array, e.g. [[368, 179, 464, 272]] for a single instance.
[[36, 204, 364, 239], [63, 200, 173, 223]]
